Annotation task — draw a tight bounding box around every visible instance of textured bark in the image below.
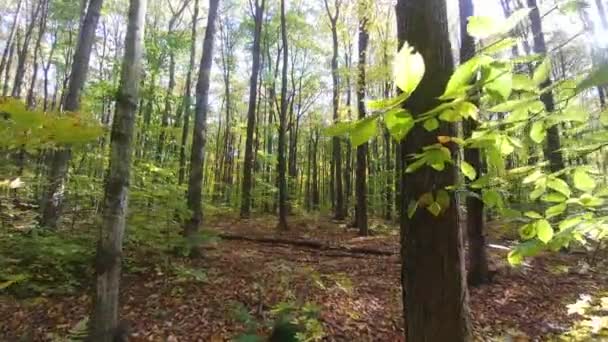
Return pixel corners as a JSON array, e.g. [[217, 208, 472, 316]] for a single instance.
[[396, 0, 472, 340], [459, 0, 489, 287], [324, 0, 345, 220], [185, 0, 220, 253], [355, 1, 369, 236], [178, 0, 200, 185], [41, 0, 105, 229], [277, 0, 289, 230], [88, 0, 146, 339], [241, 0, 265, 217], [527, 0, 565, 173]]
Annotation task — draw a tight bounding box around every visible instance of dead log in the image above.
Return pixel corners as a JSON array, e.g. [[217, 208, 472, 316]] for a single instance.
[[218, 233, 395, 256]]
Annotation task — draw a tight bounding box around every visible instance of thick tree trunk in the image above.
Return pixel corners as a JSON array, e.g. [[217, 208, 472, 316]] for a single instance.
[[241, 0, 265, 218], [527, 0, 564, 173], [355, 2, 369, 236], [396, 0, 472, 340], [41, 0, 105, 229], [88, 0, 146, 340], [277, 0, 289, 230], [459, 0, 490, 287], [178, 0, 200, 185], [185, 0, 220, 254]]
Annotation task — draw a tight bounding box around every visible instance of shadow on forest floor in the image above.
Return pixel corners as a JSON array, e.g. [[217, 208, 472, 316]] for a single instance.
[[1, 214, 606, 341]]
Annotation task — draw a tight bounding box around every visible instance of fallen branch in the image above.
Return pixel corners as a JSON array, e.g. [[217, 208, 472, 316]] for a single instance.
[[218, 233, 396, 256]]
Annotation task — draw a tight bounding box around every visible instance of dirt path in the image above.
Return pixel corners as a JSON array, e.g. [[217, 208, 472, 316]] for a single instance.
[[1, 216, 606, 341]]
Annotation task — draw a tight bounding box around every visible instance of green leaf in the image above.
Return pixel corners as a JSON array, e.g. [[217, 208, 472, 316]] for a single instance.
[[423, 118, 439, 131], [547, 177, 571, 198], [461, 161, 477, 180], [350, 117, 378, 147], [545, 202, 567, 219], [438, 109, 461, 122], [530, 121, 546, 143], [482, 189, 502, 208], [524, 211, 543, 219], [508, 249, 524, 265], [394, 42, 425, 96], [573, 168, 596, 192], [418, 192, 434, 206], [577, 63, 608, 93], [435, 189, 451, 210], [324, 121, 353, 137], [483, 38, 518, 55], [442, 55, 493, 99], [523, 170, 543, 184], [559, 216, 584, 230], [456, 102, 479, 120], [407, 200, 418, 218], [541, 192, 567, 203], [484, 66, 513, 100], [427, 202, 442, 216], [536, 219, 554, 243], [384, 109, 414, 141], [405, 157, 427, 173], [502, 8, 533, 34], [488, 97, 536, 113], [512, 74, 538, 92], [519, 223, 537, 240], [467, 16, 500, 39], [533, 57, 552, 85]]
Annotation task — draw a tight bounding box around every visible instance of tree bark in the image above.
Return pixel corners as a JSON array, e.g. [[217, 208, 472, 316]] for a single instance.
[[396, 0, 472, 340], [276, 0, 289, 230], [12, 0, 43, 98], [459, 0, 490, 287], [41, 0, 105, 229], [355, 1, 369, 236], [178, 0, 200, 185], [0, 0, 23, 80], [527, 0, 565, 173], [241, 0, 266, 218], [185, 0, 220, 254], [88, 0, 146, 339]]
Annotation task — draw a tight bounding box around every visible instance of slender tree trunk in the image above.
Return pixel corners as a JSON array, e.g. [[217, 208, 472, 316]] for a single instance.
[[527, 0, 564, 173], [27, 0, 49, 108], [0, 0, 23, 80], [277, 0, 289, 230], [355, 1, 369, 236], [88, 0, 146, 340], [12, 0, 43, 98], [185, 0, 220, 254], [179, 0, 200, 185], [241, 0, 265, 218], [3, 32, 19, 97], [459, 0, 490, 287], [396, 0, 472, 340], [41, 0, 105, 229]]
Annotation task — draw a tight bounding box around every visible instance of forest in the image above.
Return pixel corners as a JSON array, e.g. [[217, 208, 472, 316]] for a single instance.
[[1, 0, 608, 340]]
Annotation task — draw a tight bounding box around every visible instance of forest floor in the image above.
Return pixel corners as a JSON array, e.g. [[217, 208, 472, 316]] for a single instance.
[[1, 214, 607, 341]]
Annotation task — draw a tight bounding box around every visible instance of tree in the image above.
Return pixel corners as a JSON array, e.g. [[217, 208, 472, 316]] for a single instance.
[[41, 0, 105, 229], [241, 0, 265, 218], [396, 0, 472, 340], [355, 0, 369, 236], [459, 0, 489, 287], [88, 0, 147, 339], [277, 0, 289, 230], [527, 0, 564, 173], [324, 0, 345, 220], [185, 0, 220, 253]]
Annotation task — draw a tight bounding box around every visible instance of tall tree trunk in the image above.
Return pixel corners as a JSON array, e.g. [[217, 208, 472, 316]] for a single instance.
[[596, 0, 608, 29], [3, 32, 19, 97], [277, 0, 289, 230], [88, 0, 146, 339], [324, 0, 345, 220], [241, 0, 266, 218], [41, 0, 105, 229], [12, 0, 43, 98], [0, 0, 23, 80], [396, 0, 472, 340], [185, 0, 220, 254], [527, 0, 564, 173], [355, 1, 369, 236], [27, 0, 49, 108], [178, 0, 200, 185], [459, 0, 490, 287]]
